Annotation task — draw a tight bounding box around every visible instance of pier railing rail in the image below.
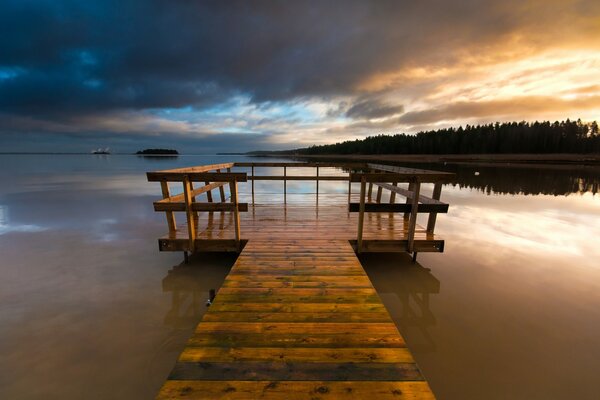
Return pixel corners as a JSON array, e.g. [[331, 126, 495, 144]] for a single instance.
[[147, 161, 454, 256]]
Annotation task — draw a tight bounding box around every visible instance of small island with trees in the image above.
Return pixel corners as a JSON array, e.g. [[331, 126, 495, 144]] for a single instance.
[[135, 148, 179, 155]]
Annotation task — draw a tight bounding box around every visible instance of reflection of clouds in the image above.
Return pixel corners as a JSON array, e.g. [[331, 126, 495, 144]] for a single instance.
[[0, 205, 46, 235], [438, 188, 600, 259]]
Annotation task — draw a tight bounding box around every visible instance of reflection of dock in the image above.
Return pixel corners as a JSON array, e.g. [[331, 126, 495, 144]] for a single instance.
[[161, 256, 234, 329], [362, 253, 440, 353], [148, 162, 452, 399]]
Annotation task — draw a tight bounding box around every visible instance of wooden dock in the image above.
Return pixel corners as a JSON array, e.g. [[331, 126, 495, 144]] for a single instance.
[[148, 162, 453, 399], [158, 239, 434, 399]]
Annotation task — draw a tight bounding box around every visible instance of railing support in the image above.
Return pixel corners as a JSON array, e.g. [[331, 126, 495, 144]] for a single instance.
[[183, 177, 196, 252], [217, 169, 226, 202], [229, 180, 241, 250], [251, 165, 255, 205], [160, 181, 176, 233], [427, 182, 443, 233], [284, 166, 287, 204], [316, 166, 319, 202], [407, 180, 421, 252], [357, 177, 366, 253]]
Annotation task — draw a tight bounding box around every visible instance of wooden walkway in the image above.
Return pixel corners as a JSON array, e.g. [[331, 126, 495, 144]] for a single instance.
[[157, 239, 434, 399]]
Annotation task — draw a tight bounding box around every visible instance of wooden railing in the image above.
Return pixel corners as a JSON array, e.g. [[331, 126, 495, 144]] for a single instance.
[[147, 162, 247, 252], [349, 163, 451, 255], [148, 161, 453, 257]]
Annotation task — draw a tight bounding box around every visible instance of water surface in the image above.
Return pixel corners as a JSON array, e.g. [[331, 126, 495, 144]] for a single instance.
[[0, 154, 598, 399]]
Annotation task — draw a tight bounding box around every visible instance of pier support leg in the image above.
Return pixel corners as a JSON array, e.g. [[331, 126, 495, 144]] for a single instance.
[[412, 252, 418, 263], [184, 251, 189, 264]]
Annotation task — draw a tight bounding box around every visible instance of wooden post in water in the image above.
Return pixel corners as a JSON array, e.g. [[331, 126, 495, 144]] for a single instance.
[[427, 182, 443, 233], [159, 181, 176, 233], [367, 182, 373, 202], [357, 177, 366, 253], [407, 179, 421, 253]]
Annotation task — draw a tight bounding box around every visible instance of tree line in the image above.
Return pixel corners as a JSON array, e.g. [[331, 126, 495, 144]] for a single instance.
[[289, 120, 600, 155]]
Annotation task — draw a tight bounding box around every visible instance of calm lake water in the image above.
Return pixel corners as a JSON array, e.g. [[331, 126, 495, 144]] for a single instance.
[[0, 154, 599, 399]]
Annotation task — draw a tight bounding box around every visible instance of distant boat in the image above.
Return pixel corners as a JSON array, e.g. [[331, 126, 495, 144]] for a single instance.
[[91, 147, 111, 154]]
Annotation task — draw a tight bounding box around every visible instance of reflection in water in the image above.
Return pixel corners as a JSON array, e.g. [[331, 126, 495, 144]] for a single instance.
[[405, 162, 600, 195], [161, 254, 234, 330], [361, 253, 440, 353]]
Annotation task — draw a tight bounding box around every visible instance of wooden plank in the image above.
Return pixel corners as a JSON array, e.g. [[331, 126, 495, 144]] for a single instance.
[[249, 176, 348, 181], [348, 203, 448, 213], [178, 347, 413, 363], [158, 381, 435, 400], [168, 361, 423, 381], [154, 202, 249, 212], [367, 163, 454, 181], [147, 172, 247, 182], [350, 172, 448, 183]]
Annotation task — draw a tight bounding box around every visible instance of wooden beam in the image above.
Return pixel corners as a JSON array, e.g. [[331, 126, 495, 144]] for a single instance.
[[151, 162, 235, 174], [407, 181, 421, 252], [154, 202, 249, 212], [350, 172, 450, 183], [357, 178, 366, 253], [147, 172, 247, 182], [216, 170, 226, 202], [427, 182, 443, 233], [230, 180, 241, 249], [233, 162, 368, 168], [182, 178, 196, 251], [374, 183, 446, 205], [367, 163, 455, 182], [159, 181, 176, 233], [389, 182, 398, 203], [155, 182, 227, 204], [248, 175, 347, 181], [348, 203, 448, 213]]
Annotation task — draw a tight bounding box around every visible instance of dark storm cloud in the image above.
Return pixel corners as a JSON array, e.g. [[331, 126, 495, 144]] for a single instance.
[[345, 99, 404, 120], [3, 0, 597, 116]]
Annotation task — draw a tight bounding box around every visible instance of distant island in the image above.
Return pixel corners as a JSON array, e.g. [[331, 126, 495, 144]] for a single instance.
[[136, 148, 178, 155]]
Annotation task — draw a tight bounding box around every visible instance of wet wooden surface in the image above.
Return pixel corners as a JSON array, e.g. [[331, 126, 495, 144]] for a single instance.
[[157, 239, 434, 399]]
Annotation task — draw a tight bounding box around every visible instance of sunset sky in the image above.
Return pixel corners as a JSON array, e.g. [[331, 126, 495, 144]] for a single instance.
[[1, 0, 599, 153]]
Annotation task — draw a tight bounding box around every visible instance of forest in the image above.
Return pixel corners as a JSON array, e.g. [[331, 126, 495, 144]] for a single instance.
[[287, 120, 600, 155]]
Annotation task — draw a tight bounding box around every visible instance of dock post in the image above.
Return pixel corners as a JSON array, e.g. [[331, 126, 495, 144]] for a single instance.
[[390, 181, 398, 203], [427, 182, 443, 233], [251, 165, 255, 205], [182, 177, 196, 253], [159, 181, 176, 233], [183, 251, 189, 264], [316, 166, 319, 203], [283, 166, 287, 204], [412, 252, 418, 263], [407, 179, 421, 253], [357, 177, 366, 253], [347, 174, 351, 203], [217, 169, 226, 202], [229, 179, 241, 251]]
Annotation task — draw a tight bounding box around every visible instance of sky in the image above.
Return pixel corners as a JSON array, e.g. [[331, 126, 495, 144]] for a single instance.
[[1, 0, 600, 153]]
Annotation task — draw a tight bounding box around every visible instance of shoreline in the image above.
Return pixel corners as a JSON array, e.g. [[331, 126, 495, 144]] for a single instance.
[[269, 153, 600, 166]]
